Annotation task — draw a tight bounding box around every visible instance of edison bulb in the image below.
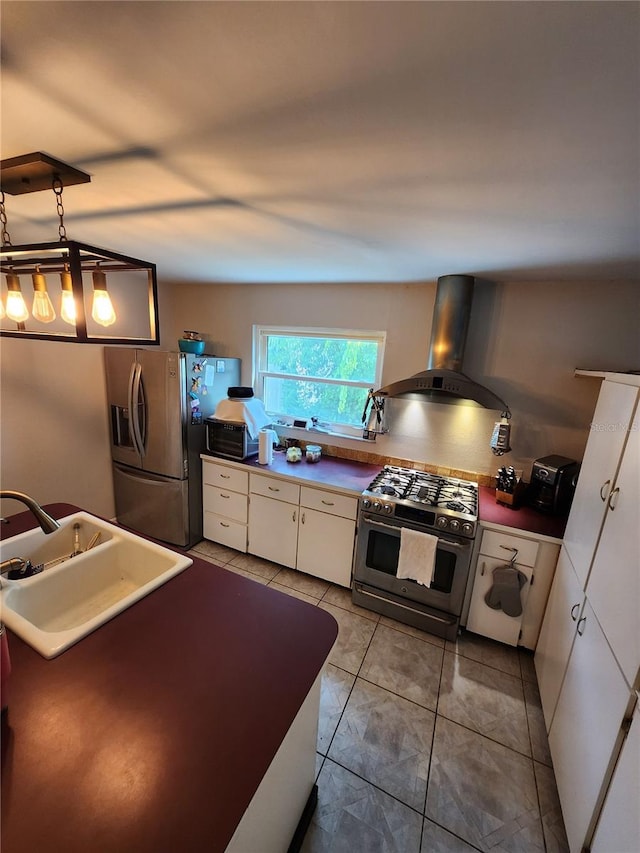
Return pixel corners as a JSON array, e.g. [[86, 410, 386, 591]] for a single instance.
[[5, 274, 29, 323], [92, 266, 116, 327], [92, 288, 116, 327], [0, 297, 5, 319], [32, 289, 57, 323], [60, 267, 76, 325], [32, 268, 56, 323]]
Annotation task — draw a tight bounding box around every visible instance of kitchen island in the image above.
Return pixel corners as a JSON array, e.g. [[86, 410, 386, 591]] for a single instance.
[[1, 503, 338, 853]]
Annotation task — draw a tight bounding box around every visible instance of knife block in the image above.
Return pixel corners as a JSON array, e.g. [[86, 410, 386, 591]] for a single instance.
[[495, 478, 525, 508]]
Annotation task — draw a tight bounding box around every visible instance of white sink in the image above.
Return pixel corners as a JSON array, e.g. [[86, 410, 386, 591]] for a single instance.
[[0, 512, 192, 658]]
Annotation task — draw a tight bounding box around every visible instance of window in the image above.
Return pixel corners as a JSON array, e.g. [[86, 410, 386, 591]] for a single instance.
[[254, 326, 386, 433]]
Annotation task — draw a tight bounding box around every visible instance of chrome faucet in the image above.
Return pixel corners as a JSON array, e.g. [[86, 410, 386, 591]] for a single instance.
[[0, 490, 60, 534]]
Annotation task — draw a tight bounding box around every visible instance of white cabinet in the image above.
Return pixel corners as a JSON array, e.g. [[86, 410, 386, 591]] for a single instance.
[[248, 492, 299, 568], [548, 598, 631, 853], [591, 700, 640, 853], [297, 486, 357, 586], [247, 473, 358, 586], [202, 459, 249, 552], [534, 546, 584, 731], [248, 473, 300, 568], [536, 375, 640, 853], [466, 527, 559, 649], [584, 406, 639, 685], [563, 380, 638, 586]]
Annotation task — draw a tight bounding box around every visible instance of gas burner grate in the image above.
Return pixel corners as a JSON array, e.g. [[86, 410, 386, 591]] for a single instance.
[[365, 465, 479, 518]]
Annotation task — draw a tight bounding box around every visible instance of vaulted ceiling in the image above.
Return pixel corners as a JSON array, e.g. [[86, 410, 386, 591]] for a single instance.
[[2, 1, 638, 283]]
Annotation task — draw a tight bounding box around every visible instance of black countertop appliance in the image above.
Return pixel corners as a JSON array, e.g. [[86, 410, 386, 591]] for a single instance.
[[528, 455, 580, 516]]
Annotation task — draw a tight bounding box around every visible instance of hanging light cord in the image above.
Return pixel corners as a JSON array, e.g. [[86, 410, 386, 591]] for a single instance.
[[52, 176, 67, 242], [0, 191, 12, 247]]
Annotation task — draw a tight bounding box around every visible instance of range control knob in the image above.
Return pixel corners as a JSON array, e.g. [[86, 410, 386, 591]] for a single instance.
[[372, 500, 381, 512], [383, 503, 393, 515], [362, 498, 371, 509], [462, 522, 474, 536], [436, 516, 448, 528], [449, 519, 461, 532]]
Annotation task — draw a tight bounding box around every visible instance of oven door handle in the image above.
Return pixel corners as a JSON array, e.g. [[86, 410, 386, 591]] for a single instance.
[[363, 517, 468, 548]]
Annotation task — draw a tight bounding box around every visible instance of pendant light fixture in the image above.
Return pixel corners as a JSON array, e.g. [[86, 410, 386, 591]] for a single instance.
[[0, 152, 159, 344]]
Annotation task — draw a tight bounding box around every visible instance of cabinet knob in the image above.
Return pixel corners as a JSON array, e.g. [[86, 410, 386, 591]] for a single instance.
[[600, 479, 611, 502]]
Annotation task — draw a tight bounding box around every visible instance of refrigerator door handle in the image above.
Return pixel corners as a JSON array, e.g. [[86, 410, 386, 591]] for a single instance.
[[129, 361, 146, 457]]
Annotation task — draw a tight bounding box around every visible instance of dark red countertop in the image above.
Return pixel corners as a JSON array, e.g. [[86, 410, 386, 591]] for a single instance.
[[1, 504, 338, 853], [204, 451, 568, 540], [207, 449, 382, 495], [479, 486, 567, 540]]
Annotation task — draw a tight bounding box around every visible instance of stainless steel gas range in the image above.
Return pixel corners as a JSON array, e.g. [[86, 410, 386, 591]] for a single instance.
[[352, 465, 479, 641]]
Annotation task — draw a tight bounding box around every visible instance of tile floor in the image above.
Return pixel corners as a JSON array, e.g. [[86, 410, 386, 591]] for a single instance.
[[190, 540, 570, 853]]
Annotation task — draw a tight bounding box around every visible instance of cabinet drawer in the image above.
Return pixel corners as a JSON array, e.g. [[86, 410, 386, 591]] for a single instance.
[[250, 473, 300, 505], [300, 486, 358, 520], [480, 529, 539, 567], [203, 484, 248, 523], [203, 511, 247, 552], [203, 461, 248, 494]]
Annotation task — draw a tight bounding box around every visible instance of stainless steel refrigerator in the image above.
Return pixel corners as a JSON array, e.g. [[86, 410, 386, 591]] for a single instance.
[[104, 348, 240, 547]]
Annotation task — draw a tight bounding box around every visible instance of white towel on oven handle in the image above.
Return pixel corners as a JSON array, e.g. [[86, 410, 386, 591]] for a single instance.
[[397, 528, 438, 587]]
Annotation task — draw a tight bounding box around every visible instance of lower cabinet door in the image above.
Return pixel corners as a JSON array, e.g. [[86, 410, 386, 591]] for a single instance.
[[248, 493, 298, 569], [548, 597, 630, 853], [465, 557, 533, 646], [296, 508, 355, 587], [590, 702, 640, 853], [535, 546, 584, 732]]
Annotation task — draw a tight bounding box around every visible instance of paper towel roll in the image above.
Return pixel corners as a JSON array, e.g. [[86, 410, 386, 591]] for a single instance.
[[258, 429, 277, 465]]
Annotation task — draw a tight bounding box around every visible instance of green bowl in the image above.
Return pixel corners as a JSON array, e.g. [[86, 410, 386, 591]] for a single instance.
[[178, 339, 206, 354]]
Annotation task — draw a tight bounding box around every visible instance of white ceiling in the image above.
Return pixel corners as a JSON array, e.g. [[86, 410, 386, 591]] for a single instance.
[[1, 1, 638, 284]]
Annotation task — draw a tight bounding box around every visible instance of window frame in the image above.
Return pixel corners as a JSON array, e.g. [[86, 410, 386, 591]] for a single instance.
[[253, 324, 386, 436]]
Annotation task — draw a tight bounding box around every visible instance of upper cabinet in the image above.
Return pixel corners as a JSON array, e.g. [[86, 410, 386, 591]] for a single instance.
[[584, 404, 639, 684], [563, 379, 638, 587]]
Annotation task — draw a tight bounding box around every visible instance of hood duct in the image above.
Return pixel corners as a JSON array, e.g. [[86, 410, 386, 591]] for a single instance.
[[373, 274, 510, 415]]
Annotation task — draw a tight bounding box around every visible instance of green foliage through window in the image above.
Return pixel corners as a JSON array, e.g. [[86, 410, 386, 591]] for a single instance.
[[255, 328, 385, 429]]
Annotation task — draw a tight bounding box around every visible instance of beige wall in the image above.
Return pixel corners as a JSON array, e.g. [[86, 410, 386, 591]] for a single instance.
[[162, 279, 639, 477], [0, 279, 637, 522], [0, 337, 114, 519]]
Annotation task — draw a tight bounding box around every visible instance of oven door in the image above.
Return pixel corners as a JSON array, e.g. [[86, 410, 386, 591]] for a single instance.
[[353, 512, 473, 616]]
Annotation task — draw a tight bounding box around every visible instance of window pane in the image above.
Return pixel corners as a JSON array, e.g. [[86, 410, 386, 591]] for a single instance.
[[264, 376, 369, 426], [266, 335, 378, 384]]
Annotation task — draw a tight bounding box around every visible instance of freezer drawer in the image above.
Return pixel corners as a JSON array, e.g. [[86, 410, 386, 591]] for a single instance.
[[113, 463, 190, 547]]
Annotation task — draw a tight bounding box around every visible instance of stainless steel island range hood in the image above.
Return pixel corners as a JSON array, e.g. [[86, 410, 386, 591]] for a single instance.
[[373, 275, 511, 415]]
